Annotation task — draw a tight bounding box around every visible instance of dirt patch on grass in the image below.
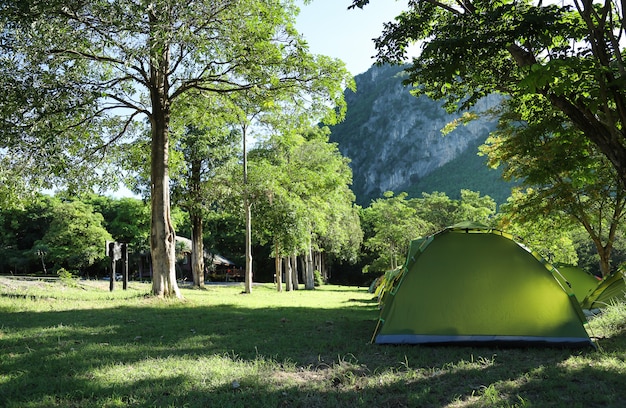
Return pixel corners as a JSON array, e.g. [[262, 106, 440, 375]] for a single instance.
[[272, 368, 328, 387], [0, 276, 52, 291]]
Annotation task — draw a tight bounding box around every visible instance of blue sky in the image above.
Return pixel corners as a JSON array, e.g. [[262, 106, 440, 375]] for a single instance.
[[295, 0, 410, 76]]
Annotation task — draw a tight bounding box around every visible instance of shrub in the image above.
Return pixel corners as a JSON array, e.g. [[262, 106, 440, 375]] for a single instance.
[[314, 270, 324, 286], [57, 268, 78, 287]]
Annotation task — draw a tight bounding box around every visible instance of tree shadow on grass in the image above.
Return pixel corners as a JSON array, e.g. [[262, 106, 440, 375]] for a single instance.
[[1, 298, 625, 407]]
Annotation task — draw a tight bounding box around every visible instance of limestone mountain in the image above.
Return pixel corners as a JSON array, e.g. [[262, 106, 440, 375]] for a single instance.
[[329, 64, 513, 206]]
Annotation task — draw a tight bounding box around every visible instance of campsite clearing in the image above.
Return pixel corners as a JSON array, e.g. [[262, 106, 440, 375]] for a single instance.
[[0, 278, 625, 407]]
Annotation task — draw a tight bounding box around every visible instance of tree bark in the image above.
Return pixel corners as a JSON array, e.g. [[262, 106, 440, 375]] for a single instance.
[[304, 245, 315, 290], [275, 243, 283, 292], [149, 9, 180, 298], [243, 198, 253, 293], [190, 210, 205, 288], [597, 245, 612, 278], [284, 256, 293, 291], [291, 254, 299, 290], [188, 155, 205, 288], [150, 113, 180, 297], [243, 123, 253, 294]]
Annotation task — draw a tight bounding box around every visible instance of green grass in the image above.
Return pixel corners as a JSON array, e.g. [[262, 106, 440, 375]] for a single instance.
[[1, 277, 625, 407]]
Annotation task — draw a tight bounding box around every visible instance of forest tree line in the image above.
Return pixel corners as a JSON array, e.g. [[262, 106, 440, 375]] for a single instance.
[[3, 183, 625, 284], [2, 0, 626, 294]]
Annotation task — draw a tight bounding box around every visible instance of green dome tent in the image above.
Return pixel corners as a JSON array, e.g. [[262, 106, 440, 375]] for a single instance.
[[553, 264, 600, 304], [581, 268, 626, 310], [372, 222, 593, 346]]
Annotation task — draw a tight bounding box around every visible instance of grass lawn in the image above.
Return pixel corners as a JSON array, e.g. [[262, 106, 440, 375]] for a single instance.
[[1, 277, 625, 407]]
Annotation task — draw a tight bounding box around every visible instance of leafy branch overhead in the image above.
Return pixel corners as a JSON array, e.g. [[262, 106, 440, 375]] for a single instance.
[[351, 0, 626, 188]]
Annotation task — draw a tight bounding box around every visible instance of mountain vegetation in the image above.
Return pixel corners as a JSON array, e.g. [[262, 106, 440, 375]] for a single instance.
[[328, 64, 515, 206], [350, 0, 626, 196]]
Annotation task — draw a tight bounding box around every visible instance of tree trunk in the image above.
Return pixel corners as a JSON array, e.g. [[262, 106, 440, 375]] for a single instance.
[[299, 255, 306, 288], [305, 245, 315, 290], [149, 11, 180, 298], [315, 251, 327, 282], [284, 256, 293, 291], [275, 243, 283, 292], [190, 210, 205, 288], [150, 116, 180, 297], [598, 246, 612, 278], [325, 253, 332, 283], [243, 121, 253, 294], [291, 254, 299, 290], [320, 252, 328, 282], [244, 197, 253, 293], [188, 155, 205, 288]]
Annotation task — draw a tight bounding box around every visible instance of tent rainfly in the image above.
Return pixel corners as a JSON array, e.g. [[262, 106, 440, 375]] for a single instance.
[[553, 263, 600, 304], [581, 268, 626, 310], [372, 222, 593, 347]]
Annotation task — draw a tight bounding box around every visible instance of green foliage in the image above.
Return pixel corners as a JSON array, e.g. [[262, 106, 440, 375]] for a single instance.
[[170, 95, 243, 229], [87, 196, 151, 253], [56, 268, 78, 287], [496, 199, 580, 266], [0, 195, 57, 274], [0, 194, 115, 275], [361, 190, 497, 274], [483, 97, 626, 277], [1, 0, 354, 296], [413, 190, 497, 234], [33, 200, 112, 273], [361, 192, 430, 272], [204, 210, 246, 267], [361, 0, 626, 191], [249, 128, 361, 261], [313, 270, 324, 286]]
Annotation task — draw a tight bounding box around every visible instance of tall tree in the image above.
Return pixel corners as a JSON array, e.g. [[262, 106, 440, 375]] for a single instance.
[[171, 96, 240, 288], [1, 0, 350, 297], [350, 0, 626, 188], [251, 127, 360, 290], [362, 192, 430, 272], [230, 68, 353, 293]]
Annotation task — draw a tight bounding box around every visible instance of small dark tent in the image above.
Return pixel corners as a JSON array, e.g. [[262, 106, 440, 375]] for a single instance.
[[373, 222, 593, 346]]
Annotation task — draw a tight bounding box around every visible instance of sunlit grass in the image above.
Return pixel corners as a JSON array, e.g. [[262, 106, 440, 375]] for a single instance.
[[1, 277, 625, 407]]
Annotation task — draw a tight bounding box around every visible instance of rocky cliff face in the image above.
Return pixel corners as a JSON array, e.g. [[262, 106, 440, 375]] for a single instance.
[[329, 64, 502, 205]]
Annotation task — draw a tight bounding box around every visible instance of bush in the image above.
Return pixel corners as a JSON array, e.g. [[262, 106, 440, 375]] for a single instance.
[[57, 268, 78, 287], [588, 300, 626, 338], [314, 270, 324, 287]]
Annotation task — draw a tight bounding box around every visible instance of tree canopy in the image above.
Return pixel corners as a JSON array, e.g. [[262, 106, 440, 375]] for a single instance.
[[1, 0, 352, 297], [482, 97, 626, 276]]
